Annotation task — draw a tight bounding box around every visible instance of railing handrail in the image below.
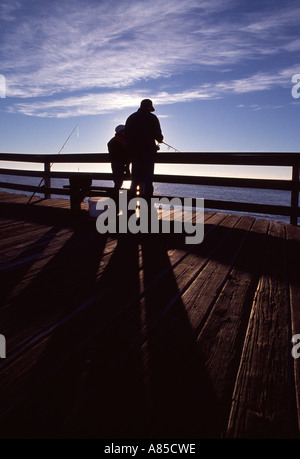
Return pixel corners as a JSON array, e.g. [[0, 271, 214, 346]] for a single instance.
[[0, 152, 299, 225], [1, 151, 300, 166], [0, 167, 299, 191]]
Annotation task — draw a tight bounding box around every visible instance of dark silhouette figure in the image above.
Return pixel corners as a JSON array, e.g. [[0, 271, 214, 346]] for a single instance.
[[125, 99, 163, 201], [69, 173, 92, 213], [107, 125, 131, 189]]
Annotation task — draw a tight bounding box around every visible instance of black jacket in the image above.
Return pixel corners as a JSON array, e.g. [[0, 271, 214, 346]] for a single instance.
[[107, 135, 130, 163], [125, 108, 163, 152]]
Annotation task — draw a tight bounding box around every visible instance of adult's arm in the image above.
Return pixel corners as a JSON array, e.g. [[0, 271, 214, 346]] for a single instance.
[[153, 115, 164, 143]]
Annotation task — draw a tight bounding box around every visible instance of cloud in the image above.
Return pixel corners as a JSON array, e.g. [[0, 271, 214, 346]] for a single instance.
[[7, 87, 217, 117], [3, 0, 210, 96], [8, 66, 297, 118], [8, 91, 145, 117], [213, 68, 296, 94], [1, 0, 300, 117], [0, 0, 20, 21]]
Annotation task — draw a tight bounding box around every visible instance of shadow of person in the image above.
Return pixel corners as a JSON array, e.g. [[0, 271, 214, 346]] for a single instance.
[[1, 201, 297, 439], [56, 230, 218, 439], [1, 218, 220, 439]]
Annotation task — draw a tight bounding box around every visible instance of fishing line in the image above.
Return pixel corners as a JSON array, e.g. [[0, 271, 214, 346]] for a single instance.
[[160, 141, 198, 199], [27, 124, 78, 204], [76, 125, 80, 171]]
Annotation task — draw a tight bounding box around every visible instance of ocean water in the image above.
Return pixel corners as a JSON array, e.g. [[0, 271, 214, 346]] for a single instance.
[[0, 173, 293, 224]]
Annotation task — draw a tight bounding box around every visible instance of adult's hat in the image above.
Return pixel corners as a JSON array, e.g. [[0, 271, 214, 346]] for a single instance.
[[115, 124, 125, 133], [140, 99, 155, 112]]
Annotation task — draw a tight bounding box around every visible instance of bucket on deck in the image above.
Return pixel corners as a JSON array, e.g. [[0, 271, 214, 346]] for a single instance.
[[88, 197, 110, 218]]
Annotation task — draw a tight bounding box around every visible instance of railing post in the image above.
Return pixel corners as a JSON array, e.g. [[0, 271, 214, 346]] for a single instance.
[[290, 164, 299, 225], [44, 161, 51, 199]]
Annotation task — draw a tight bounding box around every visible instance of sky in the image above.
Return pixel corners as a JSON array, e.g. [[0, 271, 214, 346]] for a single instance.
[[0, 0, 300, 178]]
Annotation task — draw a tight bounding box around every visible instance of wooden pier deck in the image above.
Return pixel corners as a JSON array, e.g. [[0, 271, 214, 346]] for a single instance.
[[0, 190, 299, 439]]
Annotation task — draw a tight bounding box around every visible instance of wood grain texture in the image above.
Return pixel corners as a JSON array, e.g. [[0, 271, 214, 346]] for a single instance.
[[0, 191, 299, 439]]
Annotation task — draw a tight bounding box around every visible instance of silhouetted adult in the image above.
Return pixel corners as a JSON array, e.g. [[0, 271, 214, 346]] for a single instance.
[[107, 124, 131, 189], [125, 99, 163, 200]]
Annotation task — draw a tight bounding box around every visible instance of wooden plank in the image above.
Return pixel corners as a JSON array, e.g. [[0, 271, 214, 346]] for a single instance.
[[0, 191, 27, 200], [2, 203, 207, 358], [179, 215, 255, 331], [0, 224, 60, 257], [187, 218, 269, 437], [122, 215, 255, 437], [0, 192, 35, 204], [0, 218, 46, 235], [0, 223, 49, 249], [227, 221, 298, 438], [0, 212, 228, 434], [0, 237, 164, 427], [286, 223, 300, 433], [32, 213, 234, 436], [2, 231, 117, 302], [2, 202, 204, 340], [1, 229, 77, 306], [0, 192, 298, 438], [0, 212, 223, 368], [0, 231, 117, 346], [204, 199, 298, 218], [66, 214, 253, 437]]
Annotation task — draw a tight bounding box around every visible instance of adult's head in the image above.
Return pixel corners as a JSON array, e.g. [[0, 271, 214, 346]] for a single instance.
[[140, 99, 155, 112]]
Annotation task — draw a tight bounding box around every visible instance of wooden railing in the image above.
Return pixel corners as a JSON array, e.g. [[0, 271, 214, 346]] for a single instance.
[[0, 152, 299, 225]]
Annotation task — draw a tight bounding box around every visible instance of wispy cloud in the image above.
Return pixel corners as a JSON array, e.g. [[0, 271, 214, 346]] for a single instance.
[[0, 0, 20, 21], [3, 0, 235, 97], [8, 67, 297, 117], [1, 0, 300, 117]]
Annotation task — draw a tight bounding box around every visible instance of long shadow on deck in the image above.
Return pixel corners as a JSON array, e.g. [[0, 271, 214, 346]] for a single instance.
[[59, 232, 219, 439], [0, 200, 299, 438], [0, 220, 218, 438]]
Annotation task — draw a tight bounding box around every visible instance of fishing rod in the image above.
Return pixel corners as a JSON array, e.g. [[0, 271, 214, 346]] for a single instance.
[[56, 124, 79, 156], [27, 124, 78, 205], [161, 141, 180, 152]]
